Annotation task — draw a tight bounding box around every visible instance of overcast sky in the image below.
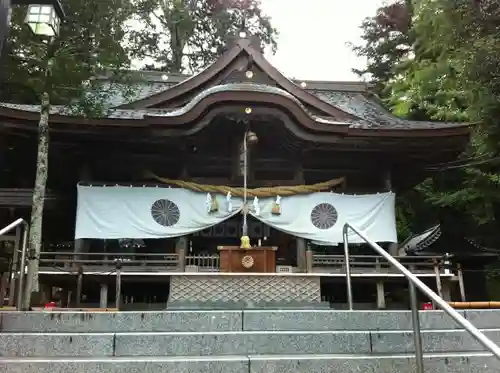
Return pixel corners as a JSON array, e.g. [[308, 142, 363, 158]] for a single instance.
[[261, 0, 386, 81]]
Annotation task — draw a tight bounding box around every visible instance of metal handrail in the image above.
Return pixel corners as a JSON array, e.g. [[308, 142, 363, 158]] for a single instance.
[[343, 223, 500, 372], [0, 218, 26, 236], [0, 218, 29, 310]]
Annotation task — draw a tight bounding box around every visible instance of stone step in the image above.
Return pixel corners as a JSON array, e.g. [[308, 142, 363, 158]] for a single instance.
[[0, 311, 242, 333], [243, 309, 467, 331], [2, 309, 500, 332], [0, 353, 496, 373], [0, 355, 248, 373], [250, 353, 497, 373], [2, 330, 499, 357]]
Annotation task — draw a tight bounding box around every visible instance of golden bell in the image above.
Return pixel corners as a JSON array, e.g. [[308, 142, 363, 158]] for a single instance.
[[240, 235, 251, 249]]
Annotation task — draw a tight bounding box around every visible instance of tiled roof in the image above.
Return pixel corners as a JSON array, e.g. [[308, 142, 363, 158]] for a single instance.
[[106, 82, 175, 107], [310, 90, 466, 129], [400, 225, 442, 255], [0, 78, 468, 130]]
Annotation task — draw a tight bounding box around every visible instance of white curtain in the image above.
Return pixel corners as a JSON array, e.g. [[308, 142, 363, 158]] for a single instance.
[[75, 185, 397, 244], [250, 192, 397, 244], [75, 185, 242, 239]]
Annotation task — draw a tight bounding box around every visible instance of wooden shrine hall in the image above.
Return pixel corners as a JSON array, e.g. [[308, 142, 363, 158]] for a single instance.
[[0, 33, 471, 310]]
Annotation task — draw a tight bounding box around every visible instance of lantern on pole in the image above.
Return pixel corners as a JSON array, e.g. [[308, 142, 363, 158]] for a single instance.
[[24, 0, 64, 37], [0, 0, 64, 57]]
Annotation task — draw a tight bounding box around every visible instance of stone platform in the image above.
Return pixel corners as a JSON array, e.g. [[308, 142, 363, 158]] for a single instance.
[[167, 273, 322, 309]]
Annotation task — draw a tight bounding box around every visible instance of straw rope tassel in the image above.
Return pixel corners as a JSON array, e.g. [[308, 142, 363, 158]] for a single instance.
[[144, 171, 345, 198]]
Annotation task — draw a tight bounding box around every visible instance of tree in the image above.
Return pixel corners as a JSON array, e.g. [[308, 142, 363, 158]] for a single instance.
[[355, 0, 500, 251], [2, 0, 136, 306], [128, 0, 277, 73], [351, 0, 414, 97], [2, 0, 135, 110], [401, 0, 500, 246]]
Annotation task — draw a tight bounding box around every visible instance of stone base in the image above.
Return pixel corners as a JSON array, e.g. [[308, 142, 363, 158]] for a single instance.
[[167, 274, 321, 309], [166, 301, 331, 310]]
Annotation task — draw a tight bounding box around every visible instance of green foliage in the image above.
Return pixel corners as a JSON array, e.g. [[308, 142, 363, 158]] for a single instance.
[[128, 0, 277, 73], [1, 0, 136, 116], [354, 0, 500, 248], [350, 0, 414, 97]]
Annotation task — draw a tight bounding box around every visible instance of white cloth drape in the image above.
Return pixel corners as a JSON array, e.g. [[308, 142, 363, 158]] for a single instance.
[[75, 186, 397, 244], [250, 192, 397, 244], [75, 185, 242, 239]]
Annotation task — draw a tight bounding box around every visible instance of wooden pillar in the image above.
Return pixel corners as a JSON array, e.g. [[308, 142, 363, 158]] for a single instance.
[[115, 261, 122, 309], [296, 238, 306, 272], [39, 283, 52, 305], [60, 289, 71, 308], [8, 226, 21, 306], [305, 249, 313, 273], [383, 169, 399, 256], [74, 163, 92, 263], [0, 272, 9, 307], [441, 280, 451, 302], [383, 168, 393, 191], [375, 259, 386, 309], [176, 237, 187, 272], [433, 259, 443, 298], [376, 281, 386, 309], [293, 162, 305, 184], [75, 266, 83, 307], [100, 283, 108, 308], [66, 290, 72, 308]]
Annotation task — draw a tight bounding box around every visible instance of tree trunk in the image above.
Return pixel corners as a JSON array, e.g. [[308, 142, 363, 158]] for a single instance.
[[23, 91, 50, 309], [169, 25, 184, 74]]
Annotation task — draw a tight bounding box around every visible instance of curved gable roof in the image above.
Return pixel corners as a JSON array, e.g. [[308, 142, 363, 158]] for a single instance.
[[118, 37, 359, 121]]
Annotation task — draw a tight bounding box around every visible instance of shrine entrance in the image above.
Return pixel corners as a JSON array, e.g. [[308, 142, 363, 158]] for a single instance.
[[188, 214, 297, 270]]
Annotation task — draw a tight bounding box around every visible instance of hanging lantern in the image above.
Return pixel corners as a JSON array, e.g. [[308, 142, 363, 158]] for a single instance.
[[24, 1, 65, 37]]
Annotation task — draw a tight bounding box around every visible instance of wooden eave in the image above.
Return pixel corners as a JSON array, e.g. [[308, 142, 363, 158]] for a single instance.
[[0, 93, 471, 141]]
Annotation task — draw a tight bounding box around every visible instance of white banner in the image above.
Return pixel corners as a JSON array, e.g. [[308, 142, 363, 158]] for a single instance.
[[75, 185, 397, 244], [250, 192, 397, 244], [75, 185, 242, 239]]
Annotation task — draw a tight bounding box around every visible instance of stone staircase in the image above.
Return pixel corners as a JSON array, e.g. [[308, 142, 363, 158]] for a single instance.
[[0, 309, 498, 372]]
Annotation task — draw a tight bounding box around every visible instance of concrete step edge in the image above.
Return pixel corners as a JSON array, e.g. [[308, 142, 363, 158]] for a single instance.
[[0, 310, 468, 313], [0, 351, 494, 363], [2, 328, 500, 335]]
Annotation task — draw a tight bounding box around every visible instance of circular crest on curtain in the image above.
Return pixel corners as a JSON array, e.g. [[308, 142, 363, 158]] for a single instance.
[[311, 203, 338, 229], [151, 199, 180, 227]]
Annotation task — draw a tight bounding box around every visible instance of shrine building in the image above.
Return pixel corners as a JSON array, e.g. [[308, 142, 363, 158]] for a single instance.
[[0, 34, 473, 310]]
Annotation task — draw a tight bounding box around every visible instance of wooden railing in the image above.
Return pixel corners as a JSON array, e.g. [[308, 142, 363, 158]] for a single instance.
[[311, 254, 448, 274], [186, 254, 220, 272], [37, 251, 449, 276], [39, 251, 179, 273]]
